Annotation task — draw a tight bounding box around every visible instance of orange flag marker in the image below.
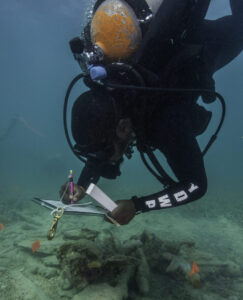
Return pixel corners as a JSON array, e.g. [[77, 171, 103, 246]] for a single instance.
[[0, 223, 5, 230], [189, 261, 200, 276], [32, 240, 40, 252]]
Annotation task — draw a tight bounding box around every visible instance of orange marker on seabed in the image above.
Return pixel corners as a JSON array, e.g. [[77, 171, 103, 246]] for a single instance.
[[189, 261, 200, 288], [0, 223, 5, 230], [32, 240, 40, 253], [190, 260, 200, 276]]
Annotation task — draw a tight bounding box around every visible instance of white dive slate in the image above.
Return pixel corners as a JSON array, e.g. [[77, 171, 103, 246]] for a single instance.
[[32, 197, 107, 215], [86, 183, 118, 212]]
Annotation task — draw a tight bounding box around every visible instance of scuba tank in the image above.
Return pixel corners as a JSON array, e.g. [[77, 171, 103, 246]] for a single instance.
[[70, 0, 211, 80]]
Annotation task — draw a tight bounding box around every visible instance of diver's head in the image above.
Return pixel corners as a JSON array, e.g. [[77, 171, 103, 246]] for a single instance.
[[71, 90, 134, 161]]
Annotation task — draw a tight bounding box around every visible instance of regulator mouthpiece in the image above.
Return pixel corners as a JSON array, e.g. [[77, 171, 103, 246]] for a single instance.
[[89, 65, 107, 81]]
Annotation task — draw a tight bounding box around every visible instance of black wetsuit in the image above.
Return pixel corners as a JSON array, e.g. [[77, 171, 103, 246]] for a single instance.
[[77, 0, 243, 213]]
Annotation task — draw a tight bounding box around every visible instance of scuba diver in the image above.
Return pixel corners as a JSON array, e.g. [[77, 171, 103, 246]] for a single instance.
[[61, 0, 243, 225]]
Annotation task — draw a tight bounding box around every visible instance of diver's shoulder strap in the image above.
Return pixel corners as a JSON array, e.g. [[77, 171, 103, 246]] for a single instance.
[[139, 147, 175, 188]]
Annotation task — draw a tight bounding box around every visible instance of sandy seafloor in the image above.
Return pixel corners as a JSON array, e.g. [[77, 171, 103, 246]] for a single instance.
[[0, 179, 243, 300]]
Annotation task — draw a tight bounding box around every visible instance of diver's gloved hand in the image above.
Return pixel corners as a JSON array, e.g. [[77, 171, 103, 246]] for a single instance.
[[108, 200, 136, 225], [59, 182, 86, 204]]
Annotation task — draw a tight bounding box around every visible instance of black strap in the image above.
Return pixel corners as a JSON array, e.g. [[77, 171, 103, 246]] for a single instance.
[[140, 147, 176, 188]]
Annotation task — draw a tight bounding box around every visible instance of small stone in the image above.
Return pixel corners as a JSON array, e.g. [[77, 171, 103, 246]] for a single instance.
[[42, 255, 60, 268], [79, 228, 100, 241], [63, 230, 81, 240], [72, 283, 124, 300], [30, 266, 39, 275], [45, 268, 58, 279], [62, 278, 72, 290]]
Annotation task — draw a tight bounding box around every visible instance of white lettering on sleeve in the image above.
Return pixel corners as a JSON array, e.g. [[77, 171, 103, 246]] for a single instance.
[[174, 190, 188, 202], [188, 183, 199, 193], [145, 200, 156, 209], [158, 194, 172, 208]]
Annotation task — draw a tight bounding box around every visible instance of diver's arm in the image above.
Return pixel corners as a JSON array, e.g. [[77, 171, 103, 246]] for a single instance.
[[131, 116, 207, 213], [132, 180, 206, 213], [132, 163, 207, 213], [195, 0, 243, 73], [77, 158, 123, 190], [77, 159, 101, 190], [58, 160, 101, 204], [230, 0, 243, 17]]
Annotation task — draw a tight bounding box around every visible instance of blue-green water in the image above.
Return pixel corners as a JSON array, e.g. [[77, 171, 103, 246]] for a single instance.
[[0, 1, 242, 299]]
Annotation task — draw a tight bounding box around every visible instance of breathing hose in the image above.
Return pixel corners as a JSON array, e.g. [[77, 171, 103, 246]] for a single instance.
[[63, 74, 226, 164]]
